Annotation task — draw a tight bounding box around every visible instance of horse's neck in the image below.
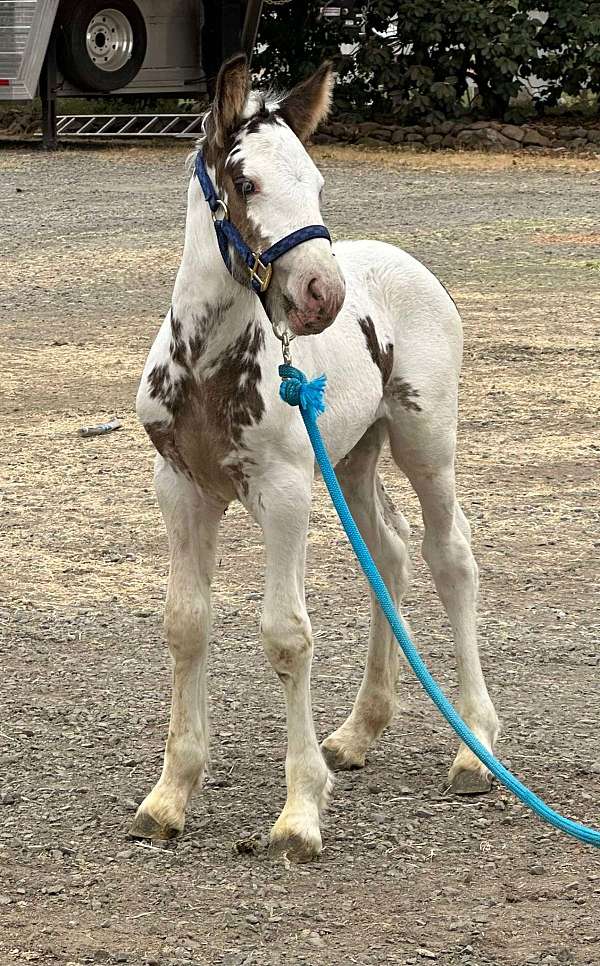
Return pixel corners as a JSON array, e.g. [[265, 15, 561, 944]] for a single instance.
[[172, 181, 259, 365]]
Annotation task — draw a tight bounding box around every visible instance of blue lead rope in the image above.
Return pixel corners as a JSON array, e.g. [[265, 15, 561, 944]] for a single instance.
[[279, 363, 600, 848]]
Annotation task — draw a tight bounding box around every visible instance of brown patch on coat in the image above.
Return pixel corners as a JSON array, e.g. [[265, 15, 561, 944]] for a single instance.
[[169, 311, 188, 367], [358, 315, 394, 386], [385, 377, 422, 412], [202, 116, 270, 284], [144, 421, 190, 478], [144, 322, 265, 501], [147, 363, 186, 412]]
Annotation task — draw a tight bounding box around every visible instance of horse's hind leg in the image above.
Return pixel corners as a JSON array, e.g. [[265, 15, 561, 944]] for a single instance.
[[387, 414, 499, 793], [321, 421, 411, 770], [130, 457, 224, 840]]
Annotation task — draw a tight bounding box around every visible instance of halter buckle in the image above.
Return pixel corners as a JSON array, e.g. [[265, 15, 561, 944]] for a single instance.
[[248, 252, 273, 293]]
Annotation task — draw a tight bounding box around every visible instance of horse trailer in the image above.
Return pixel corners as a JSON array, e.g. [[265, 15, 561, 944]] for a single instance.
[[0, 0, 264, 144]]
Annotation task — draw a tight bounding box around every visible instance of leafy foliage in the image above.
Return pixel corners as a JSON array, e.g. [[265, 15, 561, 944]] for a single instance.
[[527, 1, 600, 106], [254, 1, 599, 120]]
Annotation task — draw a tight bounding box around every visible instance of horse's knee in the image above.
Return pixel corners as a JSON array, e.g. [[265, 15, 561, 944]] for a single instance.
[[423, 527, 477, 588], [262, 612, 312, 678], [164, 594, 210, 661]]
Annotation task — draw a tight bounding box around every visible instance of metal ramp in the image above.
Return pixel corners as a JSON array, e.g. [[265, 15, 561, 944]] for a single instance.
[[55, 113, 205, 139]]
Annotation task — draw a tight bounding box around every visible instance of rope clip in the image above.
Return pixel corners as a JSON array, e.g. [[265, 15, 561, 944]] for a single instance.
[[271, 321, 296, 366]]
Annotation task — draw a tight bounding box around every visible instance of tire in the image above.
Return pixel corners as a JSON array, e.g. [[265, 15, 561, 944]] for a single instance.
[[58, 0, 147, 93]]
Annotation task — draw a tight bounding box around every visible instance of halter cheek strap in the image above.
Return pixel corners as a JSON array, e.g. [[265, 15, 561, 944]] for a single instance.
[[194, 152, 331, 296]]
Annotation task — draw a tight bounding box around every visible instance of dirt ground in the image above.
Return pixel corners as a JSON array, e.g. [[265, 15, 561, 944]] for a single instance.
[[1, 142, 599, 966]]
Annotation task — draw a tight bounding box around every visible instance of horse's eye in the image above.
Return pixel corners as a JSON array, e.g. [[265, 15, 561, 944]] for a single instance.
[[235, 178, 255, 198]]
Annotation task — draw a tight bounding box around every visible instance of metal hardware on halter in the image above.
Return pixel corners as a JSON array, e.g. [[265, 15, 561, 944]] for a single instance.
[[211, 199, 229, 222], [248, 252, 273, 293], [271, 321, 296, 365], [194, 151, 332, 297]]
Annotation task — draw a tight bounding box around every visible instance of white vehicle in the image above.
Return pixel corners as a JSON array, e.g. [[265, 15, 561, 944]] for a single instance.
[[1, 0, 263, 143]]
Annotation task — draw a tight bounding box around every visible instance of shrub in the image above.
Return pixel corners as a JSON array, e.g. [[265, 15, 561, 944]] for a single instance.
[[255, 0, 599, 120]]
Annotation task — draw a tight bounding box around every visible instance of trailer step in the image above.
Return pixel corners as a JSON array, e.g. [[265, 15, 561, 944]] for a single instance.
[[53, 113, 205, 138]]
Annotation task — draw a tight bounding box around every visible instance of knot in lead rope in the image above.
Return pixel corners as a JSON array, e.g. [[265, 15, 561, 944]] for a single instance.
[[279, 364, 327, 415]]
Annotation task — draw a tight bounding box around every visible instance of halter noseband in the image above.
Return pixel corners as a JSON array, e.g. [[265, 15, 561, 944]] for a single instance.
[[194, 152, 331, 297]]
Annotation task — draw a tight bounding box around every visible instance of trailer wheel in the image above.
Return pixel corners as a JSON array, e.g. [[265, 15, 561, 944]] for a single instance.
[[58, 0, 147, 93]]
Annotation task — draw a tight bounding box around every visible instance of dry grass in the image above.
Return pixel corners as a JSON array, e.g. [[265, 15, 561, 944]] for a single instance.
[[313, 142, 600, 173]]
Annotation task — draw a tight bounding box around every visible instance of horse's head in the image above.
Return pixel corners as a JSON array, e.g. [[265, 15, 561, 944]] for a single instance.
[[201, 54, 345, 336]]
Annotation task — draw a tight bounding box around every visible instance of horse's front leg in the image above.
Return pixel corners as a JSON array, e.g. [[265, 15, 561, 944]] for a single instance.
[[130, 458, 225, 840], [256, 465, 332, 862]]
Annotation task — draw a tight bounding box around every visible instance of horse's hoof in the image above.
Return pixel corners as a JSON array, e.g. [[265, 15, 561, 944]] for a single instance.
[[449, 767, 493, 796], [320, 737, 365, 772], [269, 830, 321, 864], [128, 809, 181, 841]]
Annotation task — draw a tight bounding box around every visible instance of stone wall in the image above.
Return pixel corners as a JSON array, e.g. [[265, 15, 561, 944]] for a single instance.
[[315, 119, 600, 154]]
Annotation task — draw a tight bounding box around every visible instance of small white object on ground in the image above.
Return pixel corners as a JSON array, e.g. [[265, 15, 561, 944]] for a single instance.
[[78, 417, 122, 438]]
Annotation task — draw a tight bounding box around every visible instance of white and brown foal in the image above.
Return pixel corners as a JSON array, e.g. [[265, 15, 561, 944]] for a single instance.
[[133, 55, 499, 860]]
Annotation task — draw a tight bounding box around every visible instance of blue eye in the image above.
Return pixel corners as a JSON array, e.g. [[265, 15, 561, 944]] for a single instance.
[[235, 178, 255, 198]]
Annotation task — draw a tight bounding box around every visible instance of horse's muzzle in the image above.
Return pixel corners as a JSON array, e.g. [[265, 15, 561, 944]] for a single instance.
[[287, 272, 346, 336]]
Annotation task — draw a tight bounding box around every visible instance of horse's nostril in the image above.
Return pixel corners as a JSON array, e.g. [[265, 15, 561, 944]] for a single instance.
[[308, 277, 325, 302]]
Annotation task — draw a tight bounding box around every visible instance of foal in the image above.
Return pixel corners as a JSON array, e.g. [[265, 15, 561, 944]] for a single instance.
[[133, 54, 499, 861]]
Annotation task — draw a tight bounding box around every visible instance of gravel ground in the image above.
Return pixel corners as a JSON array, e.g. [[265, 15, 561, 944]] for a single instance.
[[1, 142, 599, 966]]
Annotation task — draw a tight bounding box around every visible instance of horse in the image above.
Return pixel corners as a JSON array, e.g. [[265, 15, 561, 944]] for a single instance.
[[132, 53, 499, 861]]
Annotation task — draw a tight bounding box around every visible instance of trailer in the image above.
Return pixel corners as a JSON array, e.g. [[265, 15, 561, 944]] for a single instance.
[[0, 0, 265, 145]]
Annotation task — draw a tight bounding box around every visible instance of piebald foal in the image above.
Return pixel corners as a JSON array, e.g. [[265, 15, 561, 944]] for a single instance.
[[133, 55, 499, 860]]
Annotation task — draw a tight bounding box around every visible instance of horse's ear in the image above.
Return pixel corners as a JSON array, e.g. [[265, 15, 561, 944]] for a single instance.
[[279, 62, 334, 143], [212, 53, 250, 146]]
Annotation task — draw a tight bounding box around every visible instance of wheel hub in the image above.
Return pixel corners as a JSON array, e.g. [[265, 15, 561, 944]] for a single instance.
[[86, 8, 134, 72]]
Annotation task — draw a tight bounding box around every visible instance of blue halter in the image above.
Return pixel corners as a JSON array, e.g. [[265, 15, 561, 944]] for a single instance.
[[194, 152, 332, 296]]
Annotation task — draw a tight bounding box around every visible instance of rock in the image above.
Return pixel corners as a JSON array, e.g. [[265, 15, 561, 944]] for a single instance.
[[501, 124, 525, 142], [405, 132, 424, 141], [358, 121, 382, 134], [569, 137, 589, 150], [372, 128, 392, 141], [329, 121, 348, 138], [522, 128, 551, 147], [46, 884, 64, 895], [529, 863, 546, 875], [425, 134, 443, 146], [457, 127, 516, 150], [437, 120, 455, 134], [391, 128, 406, 143], [587, 130, 600, 144], [312, 133, 337, 145], [357, 136, 386, 147], [0, 896, 12, 906], [172, 947, 191, 959], [441, 134, 457, 148]]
